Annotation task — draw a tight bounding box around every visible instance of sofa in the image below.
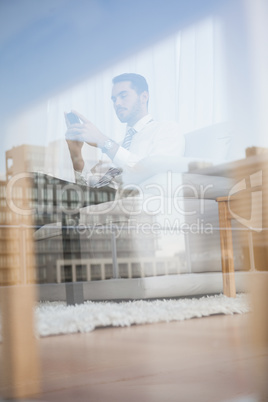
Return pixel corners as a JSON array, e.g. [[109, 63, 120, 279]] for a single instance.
[[34, 123, 252, 301]]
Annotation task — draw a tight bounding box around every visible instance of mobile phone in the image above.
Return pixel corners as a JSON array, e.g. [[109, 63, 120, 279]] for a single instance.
[[66, 112, 80, 125]]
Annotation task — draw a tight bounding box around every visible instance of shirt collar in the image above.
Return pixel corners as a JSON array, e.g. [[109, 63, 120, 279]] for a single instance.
[[127, 114, 153, 132]]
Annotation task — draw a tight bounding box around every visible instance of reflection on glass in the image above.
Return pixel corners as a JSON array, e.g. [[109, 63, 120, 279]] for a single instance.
[[0, 13, 266, 298]]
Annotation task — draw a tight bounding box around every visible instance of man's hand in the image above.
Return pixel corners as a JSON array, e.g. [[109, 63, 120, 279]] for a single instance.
[[65, 110, 106, 148], [65, 111, 85, 172], [65, 110, 119, 167]]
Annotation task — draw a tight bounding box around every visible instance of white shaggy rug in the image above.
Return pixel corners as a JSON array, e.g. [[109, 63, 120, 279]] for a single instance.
[[35, 293, 250, 337]]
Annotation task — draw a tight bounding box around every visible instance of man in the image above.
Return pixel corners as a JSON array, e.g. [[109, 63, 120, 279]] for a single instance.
[[65, 73, 185, 186]]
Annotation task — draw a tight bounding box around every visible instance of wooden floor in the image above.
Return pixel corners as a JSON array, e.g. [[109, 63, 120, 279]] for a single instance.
[[2, 312, 265, 402]]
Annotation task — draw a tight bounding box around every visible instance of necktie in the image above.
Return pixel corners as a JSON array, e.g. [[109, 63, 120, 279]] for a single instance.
[[94, 128, 136, 188], [121, 127, 137, 150]]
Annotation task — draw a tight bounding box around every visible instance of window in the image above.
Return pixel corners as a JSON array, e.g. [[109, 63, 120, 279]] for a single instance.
[[90, 264, 101, 280], [76, 264, 87, 281], [61, 265, 72, 282], [104, 264, 113, 279]]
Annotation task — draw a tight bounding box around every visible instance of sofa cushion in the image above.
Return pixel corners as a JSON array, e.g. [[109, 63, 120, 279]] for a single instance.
[[184, 122, 231, 164]]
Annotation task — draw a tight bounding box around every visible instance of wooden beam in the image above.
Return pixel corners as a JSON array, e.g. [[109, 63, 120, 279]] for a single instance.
[[0, 176, 41, 399], [0, 286, 41, 399], [217, 197, 236, 298]]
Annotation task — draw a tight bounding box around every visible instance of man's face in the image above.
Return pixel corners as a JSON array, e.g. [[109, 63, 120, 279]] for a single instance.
[[111, 81, 147, 125]]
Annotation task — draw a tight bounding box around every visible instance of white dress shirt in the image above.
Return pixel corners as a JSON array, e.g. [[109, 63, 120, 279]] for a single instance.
[[78, 114, 185, 185], [113, 114, 185, 168]]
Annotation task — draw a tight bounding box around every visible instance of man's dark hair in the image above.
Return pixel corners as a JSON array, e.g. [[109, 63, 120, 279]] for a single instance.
[[112, 73, 149, 94]]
